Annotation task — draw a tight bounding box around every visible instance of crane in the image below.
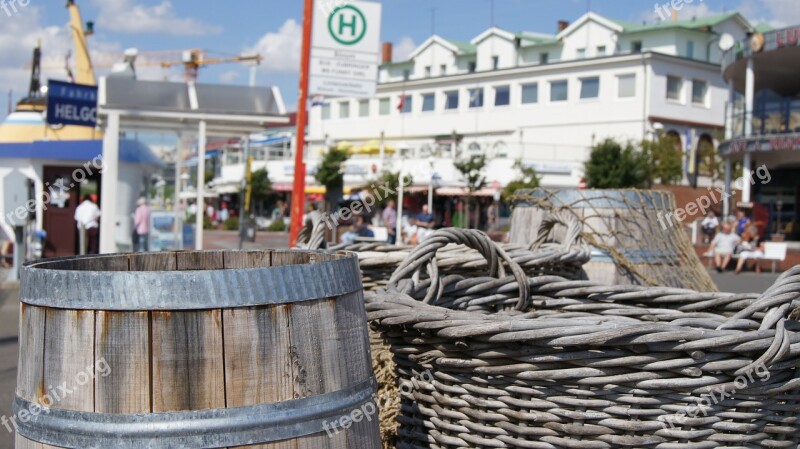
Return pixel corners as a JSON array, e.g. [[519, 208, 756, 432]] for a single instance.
[[29, 48, 263, 83]]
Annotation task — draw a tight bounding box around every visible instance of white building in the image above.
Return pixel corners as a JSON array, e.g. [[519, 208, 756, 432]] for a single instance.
[[307, 12, 756, 189]]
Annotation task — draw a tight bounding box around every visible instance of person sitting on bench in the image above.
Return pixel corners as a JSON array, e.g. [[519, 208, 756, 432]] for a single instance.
[[709, 223, 741, 273]]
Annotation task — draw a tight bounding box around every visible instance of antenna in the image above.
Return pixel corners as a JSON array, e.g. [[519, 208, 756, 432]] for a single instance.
[[431, 7, 437, 35], [490, 0, 495, 27]]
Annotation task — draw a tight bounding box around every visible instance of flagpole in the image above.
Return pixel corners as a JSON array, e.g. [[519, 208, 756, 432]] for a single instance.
[[289, 0, 315, 247]]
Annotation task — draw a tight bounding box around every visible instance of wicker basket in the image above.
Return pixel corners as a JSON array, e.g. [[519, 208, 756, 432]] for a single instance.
[[367, 230, 800, 449], [331, 212, 591, 291]]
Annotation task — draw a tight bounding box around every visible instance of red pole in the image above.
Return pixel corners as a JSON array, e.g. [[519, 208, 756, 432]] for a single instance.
[[289, 0, 314, 247]]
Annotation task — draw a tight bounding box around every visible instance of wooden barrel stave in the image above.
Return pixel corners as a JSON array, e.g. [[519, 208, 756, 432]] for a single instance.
[[15, 250, 380, 449]]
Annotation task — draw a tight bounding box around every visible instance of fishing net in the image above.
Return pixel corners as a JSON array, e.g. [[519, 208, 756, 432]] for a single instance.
[[510, 188, 717, 292]]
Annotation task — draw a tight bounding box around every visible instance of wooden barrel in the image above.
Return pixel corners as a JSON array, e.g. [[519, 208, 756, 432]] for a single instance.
[[15, 250, 381, 449], [510, 189, 717, 291]]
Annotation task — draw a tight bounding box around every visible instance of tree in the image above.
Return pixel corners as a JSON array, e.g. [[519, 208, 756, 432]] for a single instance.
[[250, 168, 272, 214], [584, 138, 650, 189], [454, 155, 487, 228], [315, 147, 350, 210], [641, 134, 683, 185], [374, 171, 412, 206], [501, 161, 540, 203]]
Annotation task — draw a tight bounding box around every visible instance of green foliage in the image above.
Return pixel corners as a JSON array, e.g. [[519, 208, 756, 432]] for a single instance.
[[187, 214, 214, 230], [315, 147, 350, 206], [584, 138, 650, 189], [501, 161, 540, 203], [641, 135, 683, 185], [204, 169, 214, 185], [374, 171, 413, 206], [267, 219, 287, 232], [454, 155, 488, 193], [223, 217, 240, 231], [454, 155, 488, 228], [250, 168, 272, 212]]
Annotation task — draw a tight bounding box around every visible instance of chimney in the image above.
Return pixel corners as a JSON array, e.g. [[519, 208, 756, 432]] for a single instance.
[[672, 9, 678, 22], [382, 42, 393, 64], [557, 20, 569, 32]]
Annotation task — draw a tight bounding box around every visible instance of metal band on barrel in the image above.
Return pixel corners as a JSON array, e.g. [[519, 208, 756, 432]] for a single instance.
[[19, 252, 362, 310], [14, 378, 376, 449]]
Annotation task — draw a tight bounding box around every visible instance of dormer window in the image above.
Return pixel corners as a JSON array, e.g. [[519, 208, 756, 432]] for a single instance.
[[632, 41, 643, 53], [492, 56, 500, 70]]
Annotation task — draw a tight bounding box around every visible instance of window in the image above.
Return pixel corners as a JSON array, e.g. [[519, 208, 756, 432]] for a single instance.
[[580, 77, 600, 99], [425, 66, 431, 77], [358, 100, 370, 117], [379, 98, 390, 115], [686, 41, 695, 59], [666, 75, 683, 101], [540, 53, 549, 64], [422, 93, 435, 112], [321, 103, 331, 120], [492, 56, 499, 70], [617, 74, 636, 98], [403, 69, 410, 81], [631, 41, 643, 53], [597, 45, 606, 56], [576, 48, 586, 59], [468, 88, 484, 108], [494, 85, 510, 106], [692, 79, 708, 105], [339, 101, 350, 119], [521, 83, 538, 104], [445, 91, 459, 110], [440, 64, 446, 76], [468, 61, 476, 73], [550, 80, 568, 102], [400, 95, 412, 113]]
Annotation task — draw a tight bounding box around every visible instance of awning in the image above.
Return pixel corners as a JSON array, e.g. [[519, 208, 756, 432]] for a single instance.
[[436, 186, 499, 197], [252, 135, 292, 146], [351, 140, 396, 155], [0, 139, 163, 167]]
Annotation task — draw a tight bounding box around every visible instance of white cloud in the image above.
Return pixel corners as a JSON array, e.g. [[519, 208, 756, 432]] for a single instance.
[[219, 70, 240, 84], [393, 37, 417, 62], [90, 0, 221, 36], [246, 19, 303, 74]]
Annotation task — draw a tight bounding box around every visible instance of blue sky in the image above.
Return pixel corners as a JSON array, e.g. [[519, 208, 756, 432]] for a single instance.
[[0, 0, 795, 119]]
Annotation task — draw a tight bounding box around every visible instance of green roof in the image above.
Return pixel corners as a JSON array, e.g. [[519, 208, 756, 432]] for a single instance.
[[444, 39, 477, 55], [515, 32, 557, 45], [754, 22, 774, 33], [610, 12, 743, 34]]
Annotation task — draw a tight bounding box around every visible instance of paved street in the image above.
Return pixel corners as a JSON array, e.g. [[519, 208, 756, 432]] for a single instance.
[[0, 252, 790, 449]]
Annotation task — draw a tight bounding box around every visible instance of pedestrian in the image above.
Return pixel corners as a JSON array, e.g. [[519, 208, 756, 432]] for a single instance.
[[219, 202, 230, 223], [133, 197, 150, 252], [701, 212, 719, 244], [416, 204, 436, 242], [74, 194, 101, 254], [735, 210, 751, 235], [709, 222, 741, 273], [382, 199, 397, 244]]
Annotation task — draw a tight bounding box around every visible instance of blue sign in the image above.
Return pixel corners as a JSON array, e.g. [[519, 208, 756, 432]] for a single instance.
[[46, 80, 98, 127]]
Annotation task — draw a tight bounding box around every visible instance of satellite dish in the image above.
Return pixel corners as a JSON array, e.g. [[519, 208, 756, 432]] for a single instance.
[[719, 33, 735, 52]]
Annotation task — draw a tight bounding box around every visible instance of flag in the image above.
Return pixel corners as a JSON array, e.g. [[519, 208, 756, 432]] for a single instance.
[[311, 95, 324, 107], [397, 93, 406, 111]]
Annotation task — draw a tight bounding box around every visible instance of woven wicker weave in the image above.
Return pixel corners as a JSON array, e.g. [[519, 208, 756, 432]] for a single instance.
[[368, 229, 800, 449]]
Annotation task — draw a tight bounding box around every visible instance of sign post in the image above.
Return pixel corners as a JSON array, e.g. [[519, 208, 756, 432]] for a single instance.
[[46, 80, 98, 127], [288, 0, 315, 247], [309, 1, 382, 98]]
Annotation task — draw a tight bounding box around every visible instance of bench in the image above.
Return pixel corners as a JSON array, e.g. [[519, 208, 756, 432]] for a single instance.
[[703, 242, 787, 273]]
